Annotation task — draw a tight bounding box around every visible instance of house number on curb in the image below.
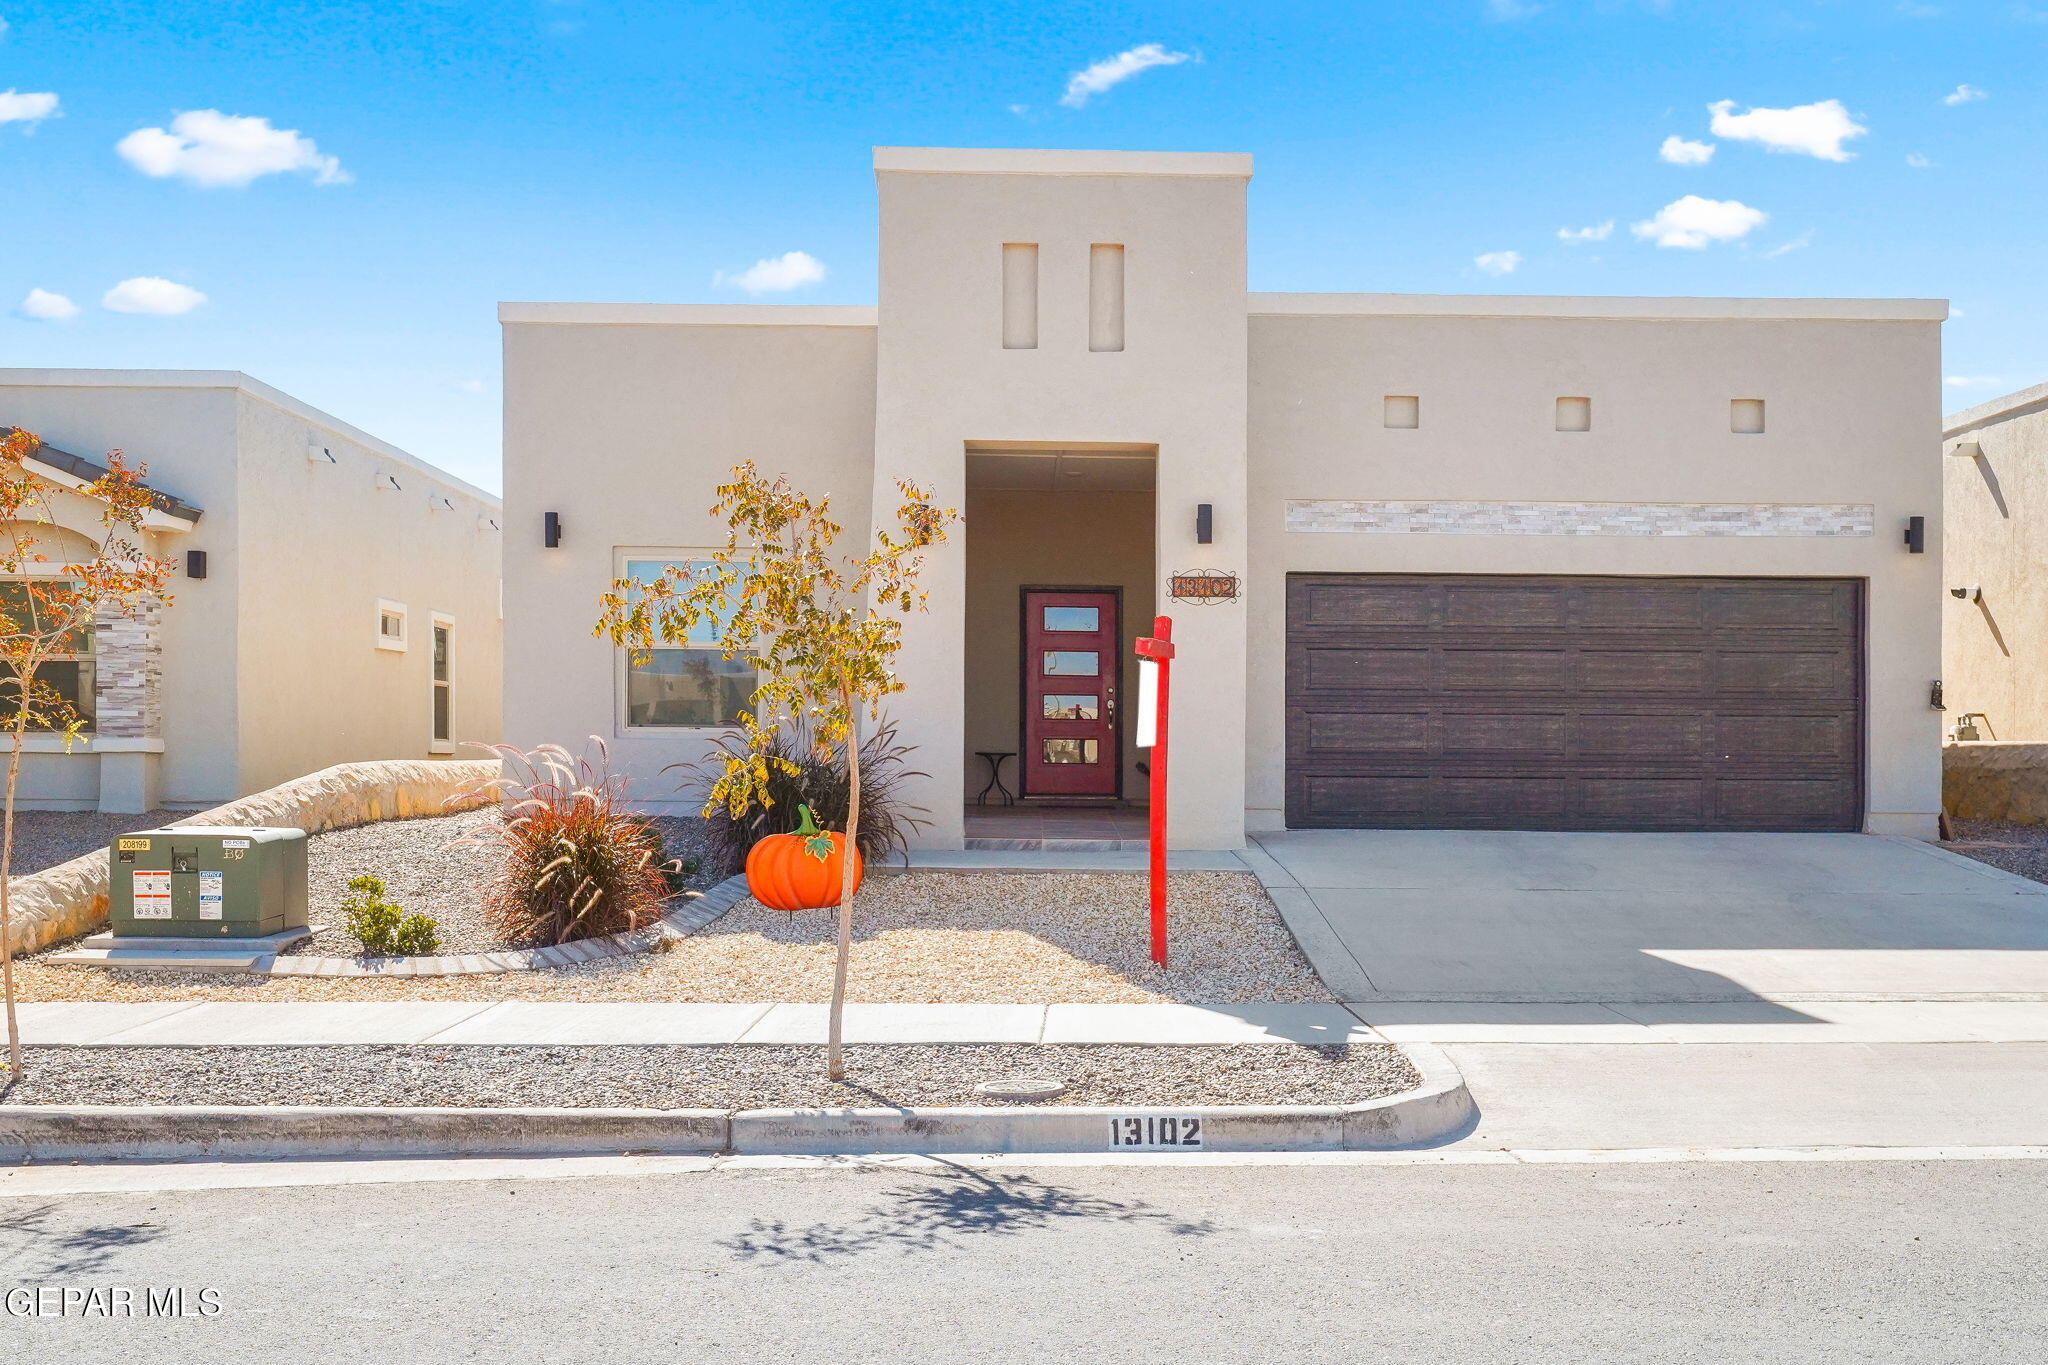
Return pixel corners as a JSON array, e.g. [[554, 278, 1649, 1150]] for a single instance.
[[1106, 1115, 1203, 1149]]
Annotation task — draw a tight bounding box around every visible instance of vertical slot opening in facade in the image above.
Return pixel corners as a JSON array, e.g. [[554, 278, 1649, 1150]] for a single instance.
[[1002, 243, 1039, 350], [1555, 396, 1592, 432], [1731, 398, 1766, 434], [1089, 244, 1125, 352], [1383, 395, 1420, 429]]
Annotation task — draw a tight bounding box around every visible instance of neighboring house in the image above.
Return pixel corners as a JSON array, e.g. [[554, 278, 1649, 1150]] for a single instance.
[[1, 369, 502, 812], [1941, 379, 2048, 741], [502, 146, 1945, 849]]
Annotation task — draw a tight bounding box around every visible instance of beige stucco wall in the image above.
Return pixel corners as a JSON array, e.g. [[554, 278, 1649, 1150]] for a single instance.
[[232, 390, 503, 793], [0, 380, 240, 806], [500, 312, 877, 807], [873, 149, 1252, 849], [963, 489, 1156, 799], [1246, 303, 1947, 837], [0, 372, 502, 810], [1942, 383, 2048, 740]]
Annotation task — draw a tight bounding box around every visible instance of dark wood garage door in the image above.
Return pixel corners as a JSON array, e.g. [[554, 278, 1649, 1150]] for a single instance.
[[1285, 574, 1864, 832]]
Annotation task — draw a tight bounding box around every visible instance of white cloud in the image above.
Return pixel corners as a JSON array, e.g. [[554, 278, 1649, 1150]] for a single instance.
[[1942, 83, 1986, 105], [0, 89, 58, 127], [1059, 43, 1192, 108], [454, 378, 485, 394], [1906, 152, 1932, 167], [0, 16, 9, 40], [1762, 231, 1813, 259], [1631, 195, 1768, 249], [1708, 98, 1867, 161], [102, 277, 207, 315], [1659, 136, 1715, 165], [1473, 250, 1522, 276], [714, 250, 826, 294], [116, 110, 349, 188], [1945, 375, 2004, 388], [1557, 221, 1614, 243], [1486, 0, 1542, 17], [18, 288, 78, 321]]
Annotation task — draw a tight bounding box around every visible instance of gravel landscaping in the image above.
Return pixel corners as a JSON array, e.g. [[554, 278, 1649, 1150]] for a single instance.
[[3, 806, 182, 875], [1941, 818, 2048, 886], [16, 871, 1331, 1005], [0, 1042, 1418, 1109]]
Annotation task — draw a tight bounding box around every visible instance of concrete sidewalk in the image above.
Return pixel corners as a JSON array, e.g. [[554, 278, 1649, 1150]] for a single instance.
[[10, 1000, 1381, 1047]]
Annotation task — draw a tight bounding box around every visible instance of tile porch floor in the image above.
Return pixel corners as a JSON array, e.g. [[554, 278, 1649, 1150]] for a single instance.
[[962, 803, 1150, 848]]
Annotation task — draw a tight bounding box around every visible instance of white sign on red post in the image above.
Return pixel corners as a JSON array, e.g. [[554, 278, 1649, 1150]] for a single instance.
[[1133, 615, 1174, 966]]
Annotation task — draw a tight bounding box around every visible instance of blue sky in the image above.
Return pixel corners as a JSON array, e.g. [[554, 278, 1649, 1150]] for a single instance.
[[3, 0, 2043, 492]]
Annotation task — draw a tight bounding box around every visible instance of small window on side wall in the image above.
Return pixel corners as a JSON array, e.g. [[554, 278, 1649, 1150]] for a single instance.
[[375, 598, 408, 652], [1731, 398, 1766, 434], [1555, 396, 1592, 433], [1383, 395, 1419, 429]]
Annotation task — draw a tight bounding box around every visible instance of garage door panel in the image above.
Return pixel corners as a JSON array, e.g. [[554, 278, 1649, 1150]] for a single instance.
[[1441, 649, 1567, 690], [1444, 585, 1570, 628], [1578, 650, 1707, 692], [1299, 581, 1435, 628], [1302, 710, 1429, 754], [1286, 574, 1863, 832]]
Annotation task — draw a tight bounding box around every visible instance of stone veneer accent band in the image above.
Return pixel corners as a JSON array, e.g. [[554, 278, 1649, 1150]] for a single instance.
[[92, 597, 163, 739], [1285, 500, 1875, 538]]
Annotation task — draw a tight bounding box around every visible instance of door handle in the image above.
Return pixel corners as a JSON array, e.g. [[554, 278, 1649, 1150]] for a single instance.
[[1106, 686, 1116, 722]]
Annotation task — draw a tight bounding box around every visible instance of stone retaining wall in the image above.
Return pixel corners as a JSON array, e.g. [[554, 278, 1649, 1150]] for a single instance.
[[1943, 741, 2048, 826], [3, 758, 500, 955]]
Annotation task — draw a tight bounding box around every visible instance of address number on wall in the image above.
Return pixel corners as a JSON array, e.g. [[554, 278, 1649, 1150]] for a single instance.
[[1106, 1115, 1203, 1149]]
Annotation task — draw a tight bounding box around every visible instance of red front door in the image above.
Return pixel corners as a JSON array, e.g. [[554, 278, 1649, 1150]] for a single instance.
[[1021, 588, 1121, 797]]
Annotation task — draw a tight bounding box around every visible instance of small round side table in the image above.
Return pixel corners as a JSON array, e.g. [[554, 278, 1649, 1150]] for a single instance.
[[974, 750, 1016, 806]]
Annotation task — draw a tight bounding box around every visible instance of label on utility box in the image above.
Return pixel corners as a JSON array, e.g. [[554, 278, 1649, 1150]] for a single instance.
[[117, 837, 152, 852], [131, 870, 172, 919], [198, 870, 224, 920], [222, 839, 249, 849]]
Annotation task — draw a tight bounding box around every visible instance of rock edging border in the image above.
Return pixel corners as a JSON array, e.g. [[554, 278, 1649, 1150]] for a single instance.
[[247, 874, 753, 978], [0, 1044, 1474, 1160]]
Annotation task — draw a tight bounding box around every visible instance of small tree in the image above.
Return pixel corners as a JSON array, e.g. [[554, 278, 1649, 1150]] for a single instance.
[[597, 461, 955, 1081], [0, 428, 177, 1079]]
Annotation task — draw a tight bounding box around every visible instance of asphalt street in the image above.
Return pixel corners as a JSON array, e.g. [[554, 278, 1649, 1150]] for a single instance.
[[4, 1156, 2046, 1362]]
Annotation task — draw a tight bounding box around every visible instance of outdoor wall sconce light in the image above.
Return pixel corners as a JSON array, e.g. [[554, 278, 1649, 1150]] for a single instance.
[[305, 434, 336, 464], [544, 511, 563, 548], [1950, 440, 1983, 459], [1196, 503, 1213, 545], [1904, 516, 1926, 553], [1950, 585, 1982, 602], [185, 550, 207, 579]]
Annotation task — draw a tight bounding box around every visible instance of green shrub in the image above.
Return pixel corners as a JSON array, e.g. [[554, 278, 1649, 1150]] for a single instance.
[[341, 874, 441, 956]]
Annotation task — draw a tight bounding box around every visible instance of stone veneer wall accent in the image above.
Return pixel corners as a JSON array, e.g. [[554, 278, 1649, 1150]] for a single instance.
[[1943, 741, 2048, 826], [3, 758, 501, 955], [91, 597, 162, 739], [1285, 500, 1876, 538]]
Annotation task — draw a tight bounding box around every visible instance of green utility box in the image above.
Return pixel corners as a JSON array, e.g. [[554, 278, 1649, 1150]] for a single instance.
[[108, 826, 309, 939]]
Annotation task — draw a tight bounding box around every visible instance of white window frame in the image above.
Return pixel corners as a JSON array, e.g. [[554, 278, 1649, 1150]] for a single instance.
[[428, 611, 455, 754], [613, 547, 756, 734], [375, 598, 408, 653]]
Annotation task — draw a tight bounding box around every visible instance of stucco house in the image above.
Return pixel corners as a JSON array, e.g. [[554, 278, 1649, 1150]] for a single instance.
[[1941, 379, 2048, 741], [1, 369, 502, 813], [502, 146, 1945, 849]]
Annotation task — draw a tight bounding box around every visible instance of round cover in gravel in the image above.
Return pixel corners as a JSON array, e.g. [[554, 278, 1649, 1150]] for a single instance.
[[2, 1043, 1420, 1109]]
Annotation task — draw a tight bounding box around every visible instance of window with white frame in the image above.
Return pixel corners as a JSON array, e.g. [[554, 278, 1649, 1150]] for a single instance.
[[430, 613, 454, 751], [616, 552, 754, 730], [0, 579, 94, 731], [375, 599, 408, 652]]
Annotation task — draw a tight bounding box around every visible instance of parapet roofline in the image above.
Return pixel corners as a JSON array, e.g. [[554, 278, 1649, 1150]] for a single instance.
[[0, 369, 498, 508], [1945, 378, 2048, 436], [499, 303, 877, 328], [873, 147, 1253, 179], [1252, 293, 1948, 323]]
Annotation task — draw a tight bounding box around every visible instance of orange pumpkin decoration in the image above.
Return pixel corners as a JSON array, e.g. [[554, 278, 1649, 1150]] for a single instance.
[[746, 804, 864, 911]]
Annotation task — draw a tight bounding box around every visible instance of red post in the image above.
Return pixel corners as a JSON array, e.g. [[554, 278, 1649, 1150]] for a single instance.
[[1135, 616, 1175, 966]]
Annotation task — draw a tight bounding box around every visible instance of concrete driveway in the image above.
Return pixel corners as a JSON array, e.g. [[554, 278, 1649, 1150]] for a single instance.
[[1246, 829, 2048, 1005]]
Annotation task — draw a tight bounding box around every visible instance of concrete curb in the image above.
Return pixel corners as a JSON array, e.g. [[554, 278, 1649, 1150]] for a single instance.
[[0, 1046, 1474, 1160]]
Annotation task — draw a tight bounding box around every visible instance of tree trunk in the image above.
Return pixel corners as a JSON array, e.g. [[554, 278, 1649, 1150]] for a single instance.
[[1, 717, 25, 1080], [827, 689, 861, 1083]]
